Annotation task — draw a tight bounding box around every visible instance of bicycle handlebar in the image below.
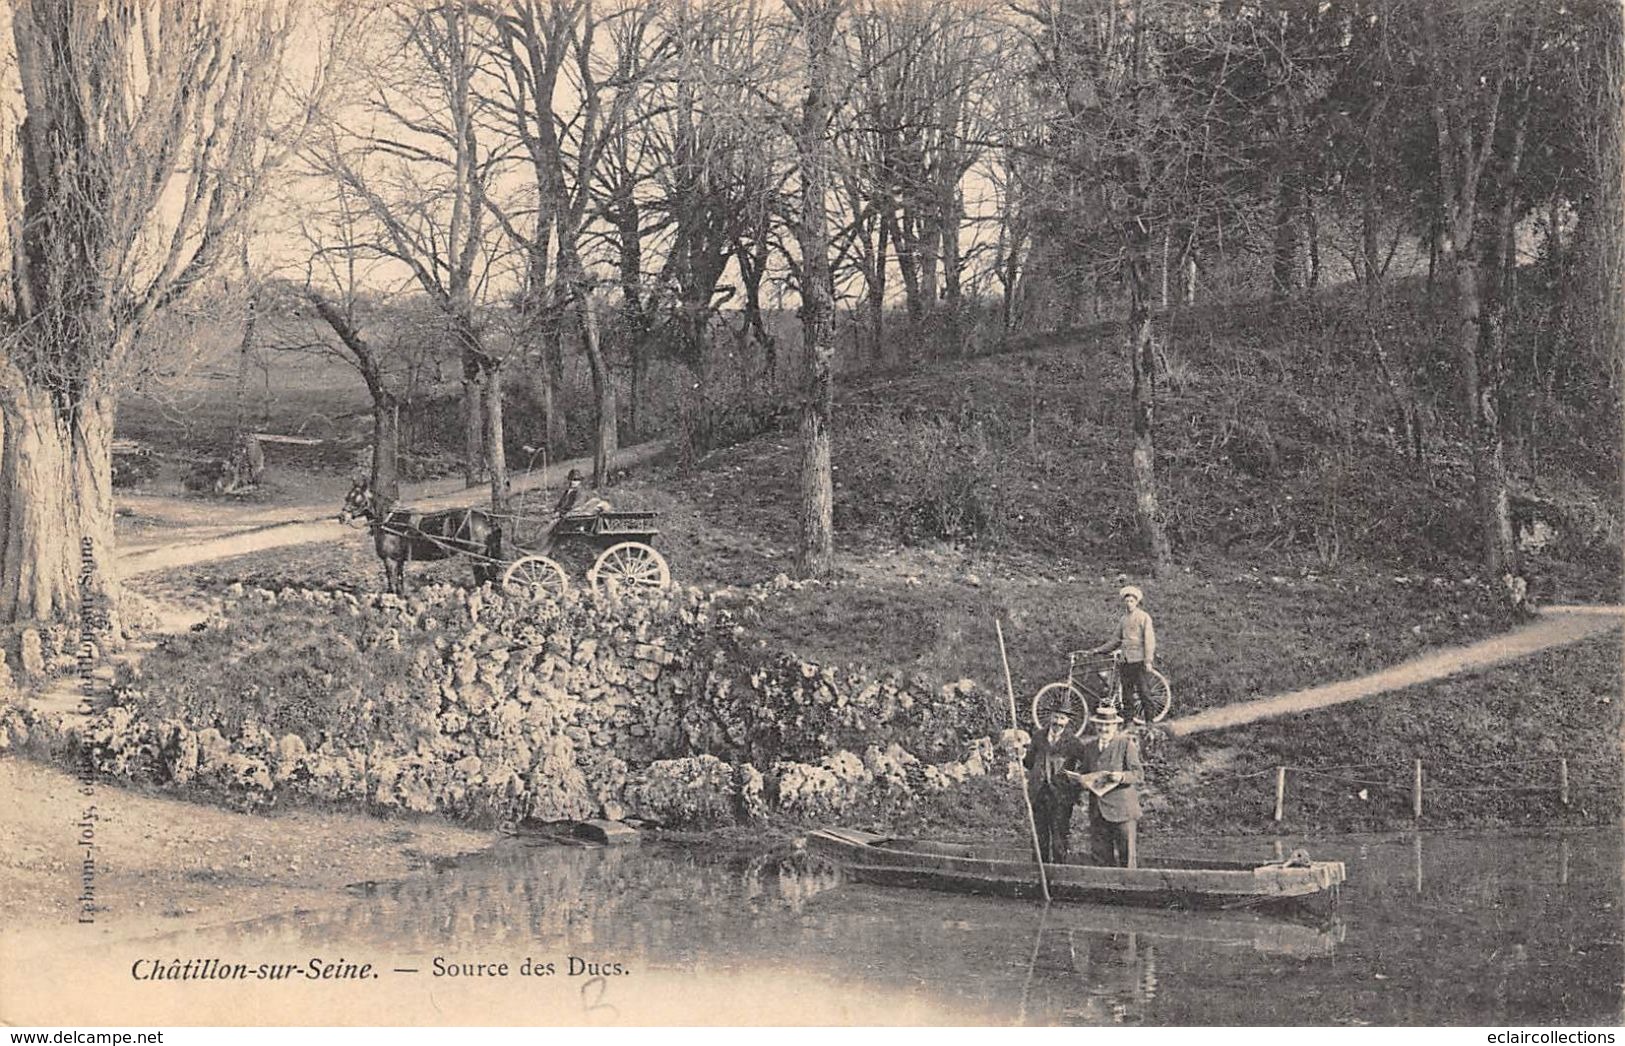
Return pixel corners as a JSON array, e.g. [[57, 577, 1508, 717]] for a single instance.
[[1066, 649, 1121, 664]]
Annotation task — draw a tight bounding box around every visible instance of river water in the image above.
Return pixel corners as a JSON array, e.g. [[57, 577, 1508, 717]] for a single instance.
[[10, 827, 1621, 1026]]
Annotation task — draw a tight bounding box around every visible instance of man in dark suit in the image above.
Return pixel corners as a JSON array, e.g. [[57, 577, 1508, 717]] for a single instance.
[[1073, 706, 1145, 868], [1024, 708, 1087, 863]]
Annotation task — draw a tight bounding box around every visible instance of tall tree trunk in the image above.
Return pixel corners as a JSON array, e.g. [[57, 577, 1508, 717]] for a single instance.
[[918, 210, 941, 314], [1451, 257, 1515, 578], [869, 218, 890, 364], [1361, 174, 1382, 287], [371, 393, 402, 510], [235, 255, 259, 433], [1159, 227, 1171, 308], [461, 347, 483, 488], [737, 239, 777, 388], [1426, 208, 1440, 297], [629, 340, 646, 444], [577, 288, 618, 489], [1270, 169, 1300, 300], [1599, 4, 1625, 395], [887, 211, 925, 325], [543, 324, 567, 455], [792, 0, 839, 580], [1305, 184, 1321, 291], [0, 391, 116, 624], [1126, 231, 1174, 579], [614, 198, 647, 441], [941, 188, 964, 353], [483, 361, 509, 513], [1000, 224, 1022, 332]]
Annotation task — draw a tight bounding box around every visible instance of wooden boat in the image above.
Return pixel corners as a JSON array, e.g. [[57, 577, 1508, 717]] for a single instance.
[[806, 828, 1346, 912]]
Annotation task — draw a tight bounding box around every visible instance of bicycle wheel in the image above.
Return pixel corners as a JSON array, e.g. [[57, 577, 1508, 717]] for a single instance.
[[1143, 666, 1173, 722], [1029, 682, 1091, 731]]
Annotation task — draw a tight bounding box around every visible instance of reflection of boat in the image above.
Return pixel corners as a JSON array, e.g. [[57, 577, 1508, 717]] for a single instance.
[[801, 878, 1345, 959], [807, 828, 1346, 913], [1060, 903, 1344, 957]]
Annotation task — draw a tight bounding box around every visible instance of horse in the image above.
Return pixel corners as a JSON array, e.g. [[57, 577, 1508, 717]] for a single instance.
[[339, 479, 504, 595]]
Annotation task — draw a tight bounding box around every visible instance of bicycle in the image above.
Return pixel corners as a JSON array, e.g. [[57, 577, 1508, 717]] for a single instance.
[[1029, 649, 1173, 729]]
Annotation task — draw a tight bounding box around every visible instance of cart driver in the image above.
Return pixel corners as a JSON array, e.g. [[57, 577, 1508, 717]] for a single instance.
[[554, 468, 610, 520]]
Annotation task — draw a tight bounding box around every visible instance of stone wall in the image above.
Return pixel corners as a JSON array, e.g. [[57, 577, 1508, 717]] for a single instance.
[[0, 583, 1030, 827]]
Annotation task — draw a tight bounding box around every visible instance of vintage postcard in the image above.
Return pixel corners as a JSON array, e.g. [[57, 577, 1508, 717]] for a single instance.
[[1, 0, 1620, 1031]]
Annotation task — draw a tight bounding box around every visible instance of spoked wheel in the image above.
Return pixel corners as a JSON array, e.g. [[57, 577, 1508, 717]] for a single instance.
[[501, 555, 571, 599], [1143, 666, 1173, 723], [589, 542, 670, 595], [1029, 682, 1091, 732]]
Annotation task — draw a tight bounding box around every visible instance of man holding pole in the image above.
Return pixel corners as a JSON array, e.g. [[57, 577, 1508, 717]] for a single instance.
[[1024, 708, 1088, 863]]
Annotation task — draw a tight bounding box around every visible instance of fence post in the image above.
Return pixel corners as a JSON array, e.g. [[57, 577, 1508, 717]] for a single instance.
[[1412, 758, 1423, 819], [1273, 766, 1287, 822], [1558, 758, 1570, 806], [1413, 831, 1423, 895]]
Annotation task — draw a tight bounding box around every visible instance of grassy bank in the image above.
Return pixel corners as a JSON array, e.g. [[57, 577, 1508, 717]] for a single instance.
[[781, 630, 1624, 846]]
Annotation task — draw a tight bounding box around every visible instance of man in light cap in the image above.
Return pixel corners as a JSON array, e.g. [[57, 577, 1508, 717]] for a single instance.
[[1088, 585, 1157, 724]]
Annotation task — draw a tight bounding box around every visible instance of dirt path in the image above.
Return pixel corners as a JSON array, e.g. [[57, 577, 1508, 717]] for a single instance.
[[116, 440, 669, 577], [1163, 605, 1623, 737]]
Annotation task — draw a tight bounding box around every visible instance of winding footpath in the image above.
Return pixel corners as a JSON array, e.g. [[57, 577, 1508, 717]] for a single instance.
[[1165, 605, 1623, 737]]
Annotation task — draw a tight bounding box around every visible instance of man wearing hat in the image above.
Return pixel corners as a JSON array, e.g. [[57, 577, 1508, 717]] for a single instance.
[[1023, 708, 1088, 863], [1070, 705, 1145, 868], [1088, 585, 1157, 724], [553, 467, 610, 521]]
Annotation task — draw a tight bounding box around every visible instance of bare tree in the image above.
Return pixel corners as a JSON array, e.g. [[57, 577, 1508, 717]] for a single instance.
[[305, 0, 514, 508], [482, 0, 661, 489], [271, 174, 435, 509], [0, 0, 324, 624], [787, 0, 845, 578], [638, 0, 763, 396]]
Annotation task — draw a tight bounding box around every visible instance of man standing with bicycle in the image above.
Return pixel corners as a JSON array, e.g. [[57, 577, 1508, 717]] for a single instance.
[[1089, 585, 1157, 724]]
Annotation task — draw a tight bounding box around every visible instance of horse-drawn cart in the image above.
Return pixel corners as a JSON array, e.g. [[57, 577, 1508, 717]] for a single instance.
[[340, 478, 671, 597], [500, 509, 670, 597]]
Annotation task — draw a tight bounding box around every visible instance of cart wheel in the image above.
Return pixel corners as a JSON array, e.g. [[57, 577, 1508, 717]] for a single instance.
[[501, 555, 570, 599], [1030, 682, 1090, 732], [1144, 666, 1173, 723], [590, 542, 670, 595]]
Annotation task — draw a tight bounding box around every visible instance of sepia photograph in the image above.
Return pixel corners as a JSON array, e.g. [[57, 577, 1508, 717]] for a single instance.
[[0, 0, 1620, 1031]]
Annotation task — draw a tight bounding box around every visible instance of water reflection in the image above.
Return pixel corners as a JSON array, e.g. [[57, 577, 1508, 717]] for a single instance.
[[7, 827, 1620, 1026]]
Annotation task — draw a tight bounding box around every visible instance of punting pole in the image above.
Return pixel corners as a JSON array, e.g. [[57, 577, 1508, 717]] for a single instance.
[[1016, 900, 1052, 1026], [996, 618, 1051, 903]]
